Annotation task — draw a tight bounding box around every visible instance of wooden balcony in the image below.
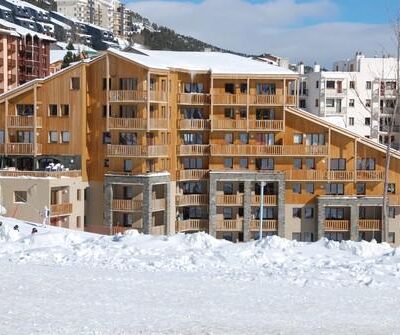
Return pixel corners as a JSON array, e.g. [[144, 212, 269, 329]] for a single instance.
[[176, 219, 208, 232], [249, 94, 283, 105], [251, 195, 277, 206], [108, 118, 146, 130], [249, 219, 278, 231], [107, 145, 168, 158], [176, 194, 209, 206], [216, 219, 243, 231], [152, 198, 166, 211], [328, 171, 354, 181], [150, 225, 166, 235], [248, 120, 284, 131], [50, 203, 73, 216], [325, 220, 350, 231], [358, 219, 381, 231], [356, 170, 384, 181], [7, 116, 42, 128], [177, 169, 209, 181], [177, 144, 209, 156], [212, 119, 247, 130], [216, 194, 244, 206], [177, 93, 210, 105], [149, 91, 168, 102], [210, 144, 328, 156], [178, 119, 210, 130], [111, 199, 143, 212], [213, 94, 247, 105], [0, 170, 81, 178], [286, 95, 297, 105], [6, 143, 42, 155], [148, 118, 169, 130], [109, 90, 147, 102]]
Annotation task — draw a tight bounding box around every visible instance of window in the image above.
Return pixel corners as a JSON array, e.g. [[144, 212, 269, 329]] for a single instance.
[[292, 233, 301, 241], [365, 117, 371, 126], [223, 207, 233, 219], [330, 158, 346, 170], [256, 83, 276, 95], [240, 83, 247, 93], [183, 133, 203, 145], [238, 183, 244, 193], [257, 133, 275, 145], [357, 158, 375, 170], [356, 183, 366, 195], [102, 78, 111, 90], [304, 207, 314, 219], [239, 158, 248, 169], [305, 133, 325, 145], [77, 189, 81, 201], [326, 99, 335, 107], [299, 100, 306, 108], [239, 108, 247, 119], [292, 208, 301, 218], [61, 131, 70, 143], [119, 78, 137, 90], [61, 105, 69, 116], [49, 131, 58, 143], [366, 81, 372, 89], [293, 158, 302, 170], [388, 232, 395, 244], [14, 191, 27, 203], [224, 158, 233, 169], [104, 159, 109, 167], [256, 158, 274, 170], [325, 207, 345, 219], [349, 117, 354, 126], [316, 81, 319, 89], [49, 104, 58, 116], [70, 77, 80, 90], [225, 133, 233, 144], [256, 108, 275, 120], [223, 182, 233, 195], [224, 108, 234, 119], [239, 133, 249, 144], [306, 183, 314, 194], [182, 158, 203, 169], [103, 132, 111, 144], [389, 207, 396, 218], [0, 130, 4, 144], [120, 132, 137, 145], [124, 159, 132, 172], [102, 105, 111, 117], [182, 182, 204, 194], [350, 81, 355, 89], [292, 183, 301, 194], [349, 99, 355, 107], [326, 183, 344, 195], [326, 81, 335, 89], [305, 158, 315, 169], [76, 216, 82, 229], [315, 99, 319, 107], [225, 83, 235, 94], [293, 133, 303, 144]]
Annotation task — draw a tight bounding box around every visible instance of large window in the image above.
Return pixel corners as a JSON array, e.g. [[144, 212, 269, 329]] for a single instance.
[[49, 131, 58, 143], [256, 158, 274, 170], [326, 99, 335, 107], [356, 158, 375, 170], [184, 82, 204, 93], [182, 158, 203, 169], [18, 131, 34, 143], [119, 132, 137, 145], [224, 108, 235, 119], [330, 158, 346, 170], [119, 78, 137, 90], [305, 158, 315, 169], [14, 191, 27, 203], [305, 133, 325, 145], [256, 83, 276, 95], [325, 207, 345, 219], [255, 207, 275, 219], [326, 80, 335, 89], [70, 77, 80, 90], [326, 183, 344, 195], [17, 104, 34, 116], [182, 108, 204, 119], [256, 133, 275, 145], [225, 83, 235, 94], [223, 182, 233, 195], [182, 182, 204, 194], [182, 133, 203, 145], [120, 105, 137, 118], [256, 109, 275, 120], [223, 207, 233, 219]]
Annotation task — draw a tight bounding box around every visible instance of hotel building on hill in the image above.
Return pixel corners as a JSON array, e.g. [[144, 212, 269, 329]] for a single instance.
[[0, 48, 400, 244]]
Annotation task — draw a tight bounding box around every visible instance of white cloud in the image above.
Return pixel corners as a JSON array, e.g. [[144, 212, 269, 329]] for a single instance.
[[126, 0, 396, 67]]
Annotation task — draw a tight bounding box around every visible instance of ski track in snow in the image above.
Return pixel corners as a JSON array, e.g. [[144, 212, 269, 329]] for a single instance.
[[1, 217, 400, 334]]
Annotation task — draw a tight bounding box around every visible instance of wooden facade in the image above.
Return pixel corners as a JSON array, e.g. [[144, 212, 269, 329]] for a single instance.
[[0, 49, 400, 244]]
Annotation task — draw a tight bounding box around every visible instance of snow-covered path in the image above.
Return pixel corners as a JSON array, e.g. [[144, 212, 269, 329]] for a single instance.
[[1, 218, 400, 334]]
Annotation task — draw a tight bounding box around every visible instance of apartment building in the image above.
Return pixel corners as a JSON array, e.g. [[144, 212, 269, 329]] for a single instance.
[[1, 49, 400, 245], [298, 52, 399, 149]]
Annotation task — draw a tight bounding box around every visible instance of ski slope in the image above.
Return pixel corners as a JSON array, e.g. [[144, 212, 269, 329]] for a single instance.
[[1, 217, 400, 334]]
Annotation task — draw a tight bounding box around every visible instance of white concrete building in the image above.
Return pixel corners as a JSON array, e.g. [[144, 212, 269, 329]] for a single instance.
[[298, 52, 399, 149]]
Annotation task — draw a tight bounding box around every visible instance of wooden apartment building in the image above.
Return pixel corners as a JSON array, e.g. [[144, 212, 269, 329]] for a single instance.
[[0, 48, 400, 244]]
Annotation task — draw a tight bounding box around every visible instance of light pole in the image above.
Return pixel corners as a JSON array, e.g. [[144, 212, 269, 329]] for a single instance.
[[259, 181, 265, 240]]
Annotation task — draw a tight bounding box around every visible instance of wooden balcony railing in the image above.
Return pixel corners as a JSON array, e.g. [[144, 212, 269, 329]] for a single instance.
[[6, 143, 42, 155], [108, 118, 147, 130], [150, 225, 166, 235], [212, 119, 247, 130], [178, 119, 210, 130], [210, 144, 328, 156], [177, 144, 209, 156], [285, 170, 326, 181], [216, 194, 244, 206], [213, 94, 247, 105], [177, 93, 211, 105], [148, 118, 169, 130], [248, 120, 284, 131], [177, 169, 209, 181], [152, 198, 166, 211], [107, 145, 168, 158], [109, 90, 147, 102], [111, 199, 143, 212], [249, 95, 283, 105], [0, 170, 81, 178], [286, 95, 297, 105], [358, 219, 381, 231], [251, 195, 277, 206], [176, 219, 208, 232], [328, 171, 354, 181], [249, 219, 278, 231], [216, 219, 244, 231], [7, 116, 42, 128], [176, 194, 209, 206], [50, 203, 73, 216], [356, 170, 385, 181], [149, 91, 168, 102], [325, 220, 350, 231]]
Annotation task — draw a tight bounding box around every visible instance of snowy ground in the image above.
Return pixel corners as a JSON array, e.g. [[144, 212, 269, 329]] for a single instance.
[[1, 217, 400, 334]]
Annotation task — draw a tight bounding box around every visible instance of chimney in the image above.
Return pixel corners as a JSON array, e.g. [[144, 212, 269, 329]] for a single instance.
[[314, 63, 320, 73], [298, 63, 304, 75]]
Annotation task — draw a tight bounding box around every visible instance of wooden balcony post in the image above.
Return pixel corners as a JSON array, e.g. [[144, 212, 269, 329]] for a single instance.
[[210, 74, 213, 131], [4, 98, 8, 155], [246, 77, 250, 132], [147, 71, 151, 131], [33, 83, 37, 157], [354, 139, 357, 182], [327, 127, 331, 181], [283, 78, 286, 108], [106, 52, 110, 131]]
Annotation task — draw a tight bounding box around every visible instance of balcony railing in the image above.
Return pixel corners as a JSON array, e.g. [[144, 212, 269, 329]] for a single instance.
[[6, 143, 42, 155], [150, 225, 166, 235], [213, 94, 247, 105], [285, 95, 297, 105], [7, 116, 42, 128], [177, 93, 210, 105], [210, 144, 328, 156], [325, 220, 350, 231], [251, 195, 277, 206], [212, 119, 247, 130], [176, 219, 208, 232], [0, 170, 81, 178], [108, 118, 146, 130], [149, 91, 168, 102], [356, 170, 384, 181], [109, 90, 147, 102], [177, 144, 209, 156], [50, 203, 73, 216], [216, 219, 244, 231], [176, 194, 209, 207], [107, 145, 168, 158], [178, 119, 210, 130], [358, 219, 381, 231], [152, 198, 166, 211], [216, 194, 244, 206], [177, 169, 209, 181], [248, 120, 284, 131], [249, 219, 278, 231], [149, 118, 169, 130], [111, 199, 143, 212], [249, 95, 283, 105]]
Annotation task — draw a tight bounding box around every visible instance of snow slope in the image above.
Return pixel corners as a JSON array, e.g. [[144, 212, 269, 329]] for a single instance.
[[1, 217, 400, 334]]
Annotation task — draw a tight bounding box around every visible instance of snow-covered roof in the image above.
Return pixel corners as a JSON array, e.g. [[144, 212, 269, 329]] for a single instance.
[[5, 0, 47, 13], [0, 18, 55, 41], [50, 49, 69, 64], [109, 49, 297, 76], [55, 42, 97, 53], [50, 16, 72, 30], [0, 4, 12, 11]]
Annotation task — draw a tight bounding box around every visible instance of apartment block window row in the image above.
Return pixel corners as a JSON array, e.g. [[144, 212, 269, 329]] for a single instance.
[[48, 131, 70, 143], [48, 104, 70, 117]]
